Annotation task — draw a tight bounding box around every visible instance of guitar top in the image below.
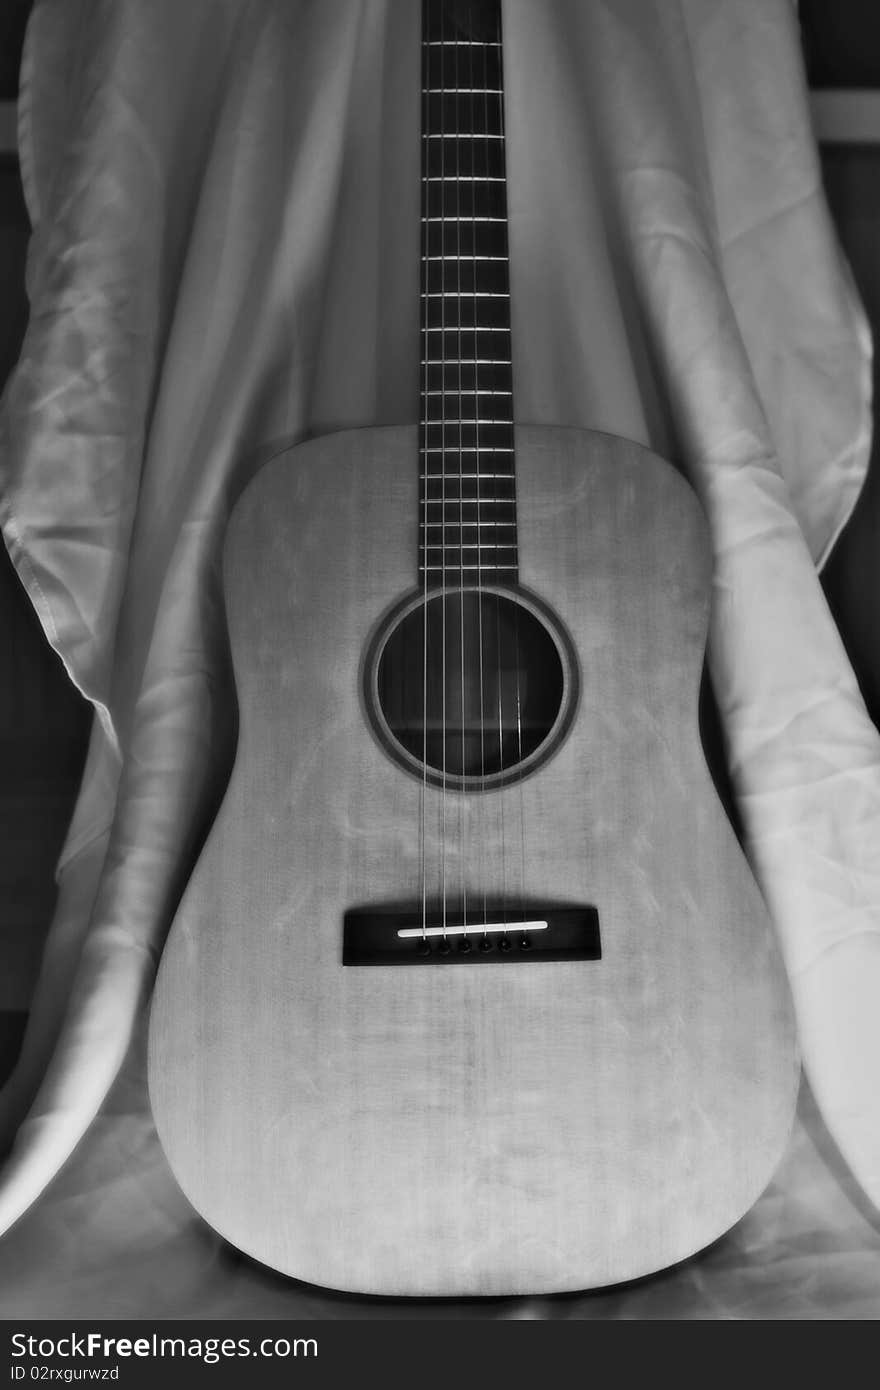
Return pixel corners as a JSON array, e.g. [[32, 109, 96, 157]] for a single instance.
[[148, 0, 798, 1295]]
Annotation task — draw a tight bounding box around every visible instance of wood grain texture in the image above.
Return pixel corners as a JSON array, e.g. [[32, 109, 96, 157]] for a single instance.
[[148, 425, 799, 1296]]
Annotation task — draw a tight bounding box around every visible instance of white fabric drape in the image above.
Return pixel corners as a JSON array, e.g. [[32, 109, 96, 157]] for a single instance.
[[0, 0, 877, 1272]]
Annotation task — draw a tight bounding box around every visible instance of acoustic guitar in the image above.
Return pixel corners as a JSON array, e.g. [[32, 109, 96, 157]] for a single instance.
[[149, 0, 799, 1295]]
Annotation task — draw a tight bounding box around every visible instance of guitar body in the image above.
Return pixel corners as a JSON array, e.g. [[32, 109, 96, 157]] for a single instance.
[[148, 424, 798, 1296]]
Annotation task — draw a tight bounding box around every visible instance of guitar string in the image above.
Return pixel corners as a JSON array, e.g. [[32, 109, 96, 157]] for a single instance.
[[454, 15, 470, 948], [422, 4, 527, 953], [436, 5, 444, 945], [495, 6, 530, 945], [420, 0, 431, 949], [484, 8, 508, 944], [471, 2, 490, 947], [425, 1, 517, 949]]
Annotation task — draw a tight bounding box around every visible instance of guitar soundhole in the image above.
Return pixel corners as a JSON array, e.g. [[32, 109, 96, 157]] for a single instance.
[[368, 588, 575, 790]]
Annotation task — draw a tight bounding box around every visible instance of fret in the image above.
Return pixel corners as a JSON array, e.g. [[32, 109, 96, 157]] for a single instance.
[[424, 415, 511, 427], [419, 514, 514, 522], [421, 470, 515, 481], [423, 393, 512, 406], [424, 266, 508, 296], [421, 493, 515, 505], [422, 517, 517, 525], [424, 415, 513, 435], [423, 4, 501, 47], [419, 494, 514, 505], [424, 343, 511, 369], [423, 444, 513, 456], [422, 482, 514, 492]]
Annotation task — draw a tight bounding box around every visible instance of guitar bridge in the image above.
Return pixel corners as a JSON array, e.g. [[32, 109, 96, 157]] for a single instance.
[[342, 904, 600, 966]]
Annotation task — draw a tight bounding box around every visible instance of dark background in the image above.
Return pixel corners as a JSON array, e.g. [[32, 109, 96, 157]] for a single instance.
[[0, 0, 91, 1079], [1, 1, 880, 1083]]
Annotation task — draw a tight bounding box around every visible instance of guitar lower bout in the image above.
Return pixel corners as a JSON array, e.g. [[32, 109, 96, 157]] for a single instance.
[[148, 423, 799, 1296]]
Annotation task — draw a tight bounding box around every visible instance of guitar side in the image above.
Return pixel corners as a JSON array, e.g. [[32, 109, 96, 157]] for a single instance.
[[148, 424, 798, 1296]]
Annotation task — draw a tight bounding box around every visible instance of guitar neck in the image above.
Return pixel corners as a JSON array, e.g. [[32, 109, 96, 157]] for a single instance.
[[419, 0, 517, 587]]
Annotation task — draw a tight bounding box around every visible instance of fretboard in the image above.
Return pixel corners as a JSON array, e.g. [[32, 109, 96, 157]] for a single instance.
[[419, 0, 516, 587]]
